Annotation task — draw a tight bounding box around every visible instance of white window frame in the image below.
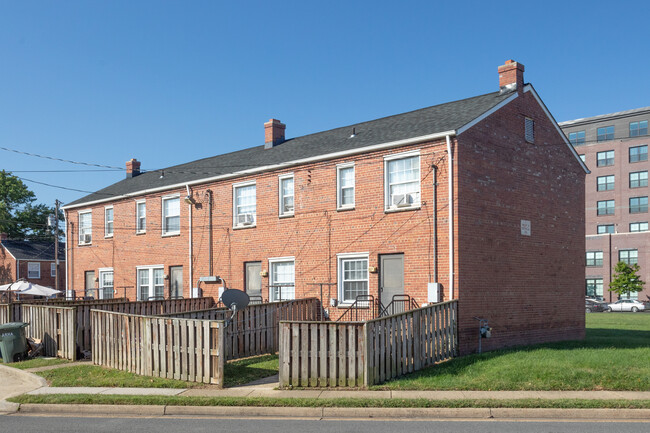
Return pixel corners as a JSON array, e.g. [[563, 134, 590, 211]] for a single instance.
[[233, 180, 257, 228], [337, 162, 355, 210], [630, 222, 648, 232], [51, 262, 56, 277], [98, 267, 114, 300], [104, 206, 114, 238], [27, 262, 41, 279], [278, 174, 294, 217], [337, 252, 369, 305], [384, 150, 421, 211], [136, 200, 146, 234], [78, 210, 92, 245], [136, 265, 165, 301], [161, 195, 181, 236], [268, 257, 295, 302]]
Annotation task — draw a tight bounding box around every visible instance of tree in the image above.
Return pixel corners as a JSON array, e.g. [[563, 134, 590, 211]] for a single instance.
[[609, 261, 645, 299], [0, 170, 60, 240]]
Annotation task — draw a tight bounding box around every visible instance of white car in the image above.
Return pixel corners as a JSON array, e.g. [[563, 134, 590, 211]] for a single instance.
[[607, 299, 646, 312]]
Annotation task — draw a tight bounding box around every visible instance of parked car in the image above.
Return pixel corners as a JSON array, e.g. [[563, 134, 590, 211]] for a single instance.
[[585, 299, 608, 313], [606, 299, 646, 313]]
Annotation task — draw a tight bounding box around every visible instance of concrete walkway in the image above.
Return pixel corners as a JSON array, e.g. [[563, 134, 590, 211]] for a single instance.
[[0, 364, 47, 414]]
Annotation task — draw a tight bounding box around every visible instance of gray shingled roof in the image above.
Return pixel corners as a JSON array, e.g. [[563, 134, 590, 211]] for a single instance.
[[1, 240, 65, 261], [66, 90, 513, 207]]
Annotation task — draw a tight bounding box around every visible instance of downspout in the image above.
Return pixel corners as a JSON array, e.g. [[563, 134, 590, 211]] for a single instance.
[[446, 135, 454, 300], [65, 214, 69, 299], [186, 185, 194, 298], [432, 165, 438, 283], [207, 190, 213, 276]]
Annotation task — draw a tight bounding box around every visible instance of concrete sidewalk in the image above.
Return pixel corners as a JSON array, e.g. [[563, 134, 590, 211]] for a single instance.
[[0, 364, 47, 414]]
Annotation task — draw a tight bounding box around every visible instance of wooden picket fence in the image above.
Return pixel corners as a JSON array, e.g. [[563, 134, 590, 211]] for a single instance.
[[21, 305, 77, 360], [0, 304, 9, 323], [163, 298, 323, 360], [91, 309, 225, 386], [2, 298, 130, 323], [279, 300, 458, 388]]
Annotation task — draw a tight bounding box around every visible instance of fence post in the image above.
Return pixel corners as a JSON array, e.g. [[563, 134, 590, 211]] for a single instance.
[[363, 322, 371, 388], [210, 321, 225, 387]]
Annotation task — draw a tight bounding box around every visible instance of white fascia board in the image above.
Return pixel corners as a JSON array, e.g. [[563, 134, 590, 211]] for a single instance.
[[1, 244, 17, 260], [61, 131, 456, 211], [456, 92, 519, 135], [523, 85, 590, 174]]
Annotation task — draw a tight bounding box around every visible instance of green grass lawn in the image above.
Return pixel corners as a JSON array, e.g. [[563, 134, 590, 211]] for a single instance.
[[33, 354, 279, 389], [375, 313, 650, 391], [6, 357, 71, 370]]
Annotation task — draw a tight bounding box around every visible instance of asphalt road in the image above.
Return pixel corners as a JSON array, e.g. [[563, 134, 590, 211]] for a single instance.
[[1, 416, 649, 433]]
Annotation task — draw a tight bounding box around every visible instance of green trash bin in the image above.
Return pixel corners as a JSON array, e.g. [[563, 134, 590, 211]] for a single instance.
[[0, 322, 29, 363]]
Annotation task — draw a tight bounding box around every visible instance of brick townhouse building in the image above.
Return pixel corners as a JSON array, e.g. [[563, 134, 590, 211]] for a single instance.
[[63, 60, 587, 354], [560, 107, 650, 303], [0, 232, 66, 294]]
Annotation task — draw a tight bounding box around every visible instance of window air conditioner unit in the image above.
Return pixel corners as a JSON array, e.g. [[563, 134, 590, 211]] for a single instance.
[[237, 213, 254, 225], [82, 234, 92, 244], [391, 193, 414, 208]]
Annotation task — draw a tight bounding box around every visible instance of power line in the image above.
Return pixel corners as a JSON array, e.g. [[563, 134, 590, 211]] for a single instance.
[[0, 146, 125, 170]]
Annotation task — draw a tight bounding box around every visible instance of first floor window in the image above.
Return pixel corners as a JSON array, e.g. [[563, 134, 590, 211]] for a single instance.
[[136, 201, 146, 233], [597, 200, 615, 215], [137, 266, 164, 301], [630, 145, 648, 163], [569, 131, 586, 145], [338, 254, 369, 303], [105, 207, 114, 237], [597, 224, 615, 234], [234, 182, 257, 227], [586, 251, 603, 267], [269, 258, 294, 302], [596, 150, 614, 167], [630, 196, 648, 214], [385, 153, 420, 210], [79, 211, 92, 244], [51, 263, 56, 277], [619, 249, 638, 265], [585, 278, 603, 298], [629, 171, 648, 188], [99, 269, 114, 299], [28, 262, 40, 279], [620, 292, 639, 300], [162, 196, 180, 235], [630, 222, 648, 232]]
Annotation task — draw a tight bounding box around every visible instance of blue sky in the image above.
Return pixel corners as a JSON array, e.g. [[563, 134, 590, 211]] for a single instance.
[[1, 0, 649, 209]]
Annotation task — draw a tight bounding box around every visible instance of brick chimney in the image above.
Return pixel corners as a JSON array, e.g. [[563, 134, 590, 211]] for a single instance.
[[0, 233, 7, 241], [498, 60, 525, 93], [264, 119, 286, 149], [126, 158, 141, 178]]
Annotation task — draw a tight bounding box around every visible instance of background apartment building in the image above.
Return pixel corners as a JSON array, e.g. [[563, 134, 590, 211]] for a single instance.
[[560, 107, 650, 303]]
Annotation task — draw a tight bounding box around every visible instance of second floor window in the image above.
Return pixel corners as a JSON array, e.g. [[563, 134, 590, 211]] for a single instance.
[[136, 201, 146, 233], [619, 249, 638, 265], [586, 251, 603, 267], [597, 175, 614, 191], [597, 150, 614, 167], [104, 207, 114, 237], [385, 153, 420, 210], [630, 171, 648, 188], [569, 131, 586, 145], [162, 196, 180, 235], [597, 200, 615, 215], [597, 126, 614, 142], [630, 222, 648, 232], [629, 145, 648, 163], [597, 224, 615, 234], [630, 120, 648, 137], [234, 182, 256, 227], [79, 211, 92, 244], [629, 196, 648, 214], [337, 163, 355, 209], [279, 175, 294, 217]]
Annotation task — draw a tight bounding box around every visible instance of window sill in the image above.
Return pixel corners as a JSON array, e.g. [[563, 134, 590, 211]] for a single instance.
[[337, 206, 355, 212], [279, 213, 294, 219], [162, 232, 181, 238], [77, 243, 92, 247], [104, 235, 113, 239], [233, 224, 256, 230], [136, 231, 146, 235], [384, 205, 421, 214]]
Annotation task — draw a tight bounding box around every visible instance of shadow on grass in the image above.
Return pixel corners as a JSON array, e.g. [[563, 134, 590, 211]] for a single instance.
[[223, 354, 279, 388]]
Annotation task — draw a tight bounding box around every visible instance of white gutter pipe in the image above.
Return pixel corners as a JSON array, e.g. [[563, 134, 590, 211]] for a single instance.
[[446, 135, 454, 300]]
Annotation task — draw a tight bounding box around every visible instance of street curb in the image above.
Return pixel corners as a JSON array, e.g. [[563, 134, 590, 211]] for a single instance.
[[14, 404, 650, 420]]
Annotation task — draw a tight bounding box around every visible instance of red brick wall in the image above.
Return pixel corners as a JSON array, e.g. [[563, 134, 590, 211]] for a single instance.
[[0, 247, 17, 285], [456, 88, 586, 355], [0, 248, 65, 290]]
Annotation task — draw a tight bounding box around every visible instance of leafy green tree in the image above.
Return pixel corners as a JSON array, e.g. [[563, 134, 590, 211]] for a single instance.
[[0, 170, 60, 240], [609, 261, 645, 299]]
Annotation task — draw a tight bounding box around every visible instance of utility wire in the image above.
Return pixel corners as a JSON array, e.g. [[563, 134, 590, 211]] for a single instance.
[[0, 146, 125, 170]]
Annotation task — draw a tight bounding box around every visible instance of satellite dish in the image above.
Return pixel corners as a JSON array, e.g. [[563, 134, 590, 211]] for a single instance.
[[220, 289, 250, 326]]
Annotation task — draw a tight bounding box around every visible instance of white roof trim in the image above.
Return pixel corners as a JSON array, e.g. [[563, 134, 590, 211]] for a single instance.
[[0, 243, 17, 260], [457, 92, 519, 135], [62, 130, 456, 210], [523, 85, 590, 174]]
